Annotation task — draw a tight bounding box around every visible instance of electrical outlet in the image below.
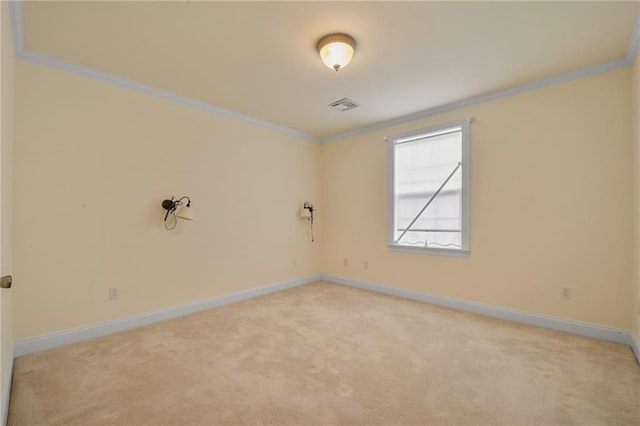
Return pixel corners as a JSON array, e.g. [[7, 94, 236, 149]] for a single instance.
[[109, 288, 119, 300], [560, 287, 571, 300], [343, 258, 349, 267], [364, 260, 369, 269]]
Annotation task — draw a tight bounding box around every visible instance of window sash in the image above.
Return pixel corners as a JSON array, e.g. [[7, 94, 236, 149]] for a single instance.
[[387, 118, 471, 256]]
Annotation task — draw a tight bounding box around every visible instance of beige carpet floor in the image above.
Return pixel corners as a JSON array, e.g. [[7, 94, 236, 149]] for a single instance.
[[8, 281, 640, 425]]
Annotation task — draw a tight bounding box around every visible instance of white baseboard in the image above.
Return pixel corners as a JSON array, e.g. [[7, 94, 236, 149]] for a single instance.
[[2, 345, 13, 426], [13, 273, 640, 366], [14, 274, 321, 357], [321, 274, 633, 347], [631, 333, 640, 365]]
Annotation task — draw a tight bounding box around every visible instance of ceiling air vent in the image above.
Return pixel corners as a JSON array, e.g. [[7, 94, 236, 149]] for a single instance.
[[329, 98, 359, 112]]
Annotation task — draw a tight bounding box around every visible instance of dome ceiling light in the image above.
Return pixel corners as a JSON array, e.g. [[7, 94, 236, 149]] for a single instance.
[[316, 33, 356, 72]]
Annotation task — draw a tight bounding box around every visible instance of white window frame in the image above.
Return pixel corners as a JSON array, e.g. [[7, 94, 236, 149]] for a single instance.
[[387, 117, 471, 257]]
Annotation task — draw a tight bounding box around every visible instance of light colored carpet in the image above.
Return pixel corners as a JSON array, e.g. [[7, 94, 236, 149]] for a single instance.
[[8, 281, 640, 425]]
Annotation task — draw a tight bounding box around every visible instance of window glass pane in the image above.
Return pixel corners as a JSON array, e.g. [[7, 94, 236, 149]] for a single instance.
[[394, 129, 462, 249]]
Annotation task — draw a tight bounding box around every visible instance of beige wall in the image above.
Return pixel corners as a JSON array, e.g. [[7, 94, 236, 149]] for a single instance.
[[13, 59, 323, 340], [11, 45, 637, 341], [323, 68, 633, 330], [633, 50, 640, 342], [0, 0, 15, 411]]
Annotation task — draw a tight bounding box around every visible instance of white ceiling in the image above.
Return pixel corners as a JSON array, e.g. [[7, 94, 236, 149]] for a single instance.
[[16, 1, 640, 141]]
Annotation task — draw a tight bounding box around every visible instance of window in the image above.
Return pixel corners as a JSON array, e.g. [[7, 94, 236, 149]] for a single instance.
[[388, 118, 470, 256]]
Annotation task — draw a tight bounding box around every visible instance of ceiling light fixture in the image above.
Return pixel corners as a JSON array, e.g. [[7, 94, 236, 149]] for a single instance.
[[316, 33, 356, 72]]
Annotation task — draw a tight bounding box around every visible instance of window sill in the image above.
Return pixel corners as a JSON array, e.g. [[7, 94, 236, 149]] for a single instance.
[[387, 244, 470, 258]]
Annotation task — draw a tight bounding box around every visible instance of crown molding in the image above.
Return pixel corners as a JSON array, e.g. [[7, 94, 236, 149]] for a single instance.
[[17, 48, 322, 143], [7, 1, 321, 144], [322, 7, 639, 143], [320, 57, 629, 143], [626, 9, 640, 64], [8, 0, 23, 54], [8, 0, 640, 145]]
